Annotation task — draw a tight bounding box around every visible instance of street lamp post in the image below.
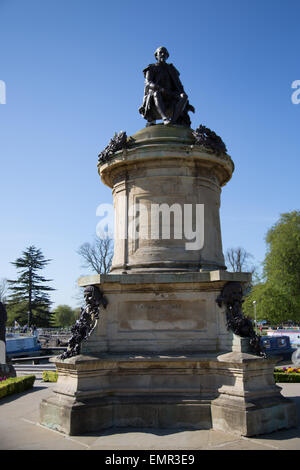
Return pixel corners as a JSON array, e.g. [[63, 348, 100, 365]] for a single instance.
[[253, 300, 257, 334]]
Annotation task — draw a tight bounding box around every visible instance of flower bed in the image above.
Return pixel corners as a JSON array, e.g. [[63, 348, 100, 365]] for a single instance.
[[0, 375, 36, 399], [274, 367, 300, 383]]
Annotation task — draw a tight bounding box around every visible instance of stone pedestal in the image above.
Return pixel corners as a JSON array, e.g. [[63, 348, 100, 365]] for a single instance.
[[40, 349, 296, 436], [40, 271, 296, 436], [77, 271, 249, 355], [40, 270, 246, 434], [40, 125, 297, 436], [0, 339, 16, 379], [211, 347, 297, 436], [40, 354, 214, 435]]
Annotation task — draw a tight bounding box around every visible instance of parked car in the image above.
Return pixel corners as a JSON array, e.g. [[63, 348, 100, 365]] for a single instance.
[[260, 335, 296, 360]]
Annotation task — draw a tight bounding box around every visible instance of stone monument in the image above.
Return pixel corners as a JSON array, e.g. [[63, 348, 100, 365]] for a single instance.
[[40, 47, 296, 436]]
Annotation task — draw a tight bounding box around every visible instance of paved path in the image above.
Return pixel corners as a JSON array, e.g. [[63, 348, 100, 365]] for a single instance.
[[0, 379, 300, 450]]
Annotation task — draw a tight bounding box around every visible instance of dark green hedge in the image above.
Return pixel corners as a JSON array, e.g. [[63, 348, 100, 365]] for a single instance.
[[274, 372, 300, 383], [42, 371, 58, 382], [0, 375, 36, 399]]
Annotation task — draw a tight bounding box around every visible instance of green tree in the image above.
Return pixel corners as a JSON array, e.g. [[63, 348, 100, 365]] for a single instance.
[[243, 211, 300, 324], [7, 246, 54, 327], [264, 211, 300, 298], [6, 301, 27, 327], [243, 282, 296, 325], [50, 304, 77, 327]]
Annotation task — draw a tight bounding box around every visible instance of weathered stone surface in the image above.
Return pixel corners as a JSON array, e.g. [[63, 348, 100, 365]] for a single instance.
[[40, 350, 296, 436], [77, 271, 251, 355], [40, 353, 216, 434], [98, 125, 234, 273], [211, 395, 297, 437], [210, 349, 297, 436], [40, 273, 297, 437]]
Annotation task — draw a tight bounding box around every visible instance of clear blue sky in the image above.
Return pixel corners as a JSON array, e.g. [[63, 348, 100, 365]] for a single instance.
[[0, 0, 299, 308]]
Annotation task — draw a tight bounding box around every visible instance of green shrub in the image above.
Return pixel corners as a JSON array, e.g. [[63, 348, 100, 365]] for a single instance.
[[274, 372, 300, 383], [0, 375, 36, 399], [42, 371, 58, 382]]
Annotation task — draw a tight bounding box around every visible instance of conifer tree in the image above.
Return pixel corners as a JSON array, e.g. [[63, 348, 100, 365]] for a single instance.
[[7, 246, 55, 327]]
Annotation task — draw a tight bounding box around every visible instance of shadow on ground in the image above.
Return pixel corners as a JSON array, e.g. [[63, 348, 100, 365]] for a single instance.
[[0, 384, 49, 405]]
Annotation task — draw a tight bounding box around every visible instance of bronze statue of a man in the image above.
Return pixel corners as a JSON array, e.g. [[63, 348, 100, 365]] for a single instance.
[[139, 47, 195, 127]]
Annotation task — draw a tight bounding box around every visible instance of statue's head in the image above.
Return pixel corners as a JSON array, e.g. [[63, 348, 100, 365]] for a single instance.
[[84, 285, 101, 305], [83, 285, 107, 309], [154, 46, 169, 62], [222, 282, 244, 304], [217, 281, 244, 308]]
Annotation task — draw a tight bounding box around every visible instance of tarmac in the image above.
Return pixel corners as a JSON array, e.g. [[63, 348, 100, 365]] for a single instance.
[[1, 377, 300, 451]]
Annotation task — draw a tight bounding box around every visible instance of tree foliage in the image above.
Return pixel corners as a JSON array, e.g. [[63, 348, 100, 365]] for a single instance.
[[243, 211, 300, 324], [6, 246, 54, 327], [243, 282, 296, 324], [50, 304, 77, 327], [263, 211, 300, 295]]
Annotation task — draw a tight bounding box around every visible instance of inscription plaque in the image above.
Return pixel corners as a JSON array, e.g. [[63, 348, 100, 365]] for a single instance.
[[119, 300, 208, 332]]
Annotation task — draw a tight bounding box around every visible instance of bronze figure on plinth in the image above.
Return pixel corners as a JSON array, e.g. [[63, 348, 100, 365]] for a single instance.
[[139, 46, 195, 127]]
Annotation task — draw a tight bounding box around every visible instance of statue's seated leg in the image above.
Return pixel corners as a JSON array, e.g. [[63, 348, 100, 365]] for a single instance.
[[153, 91, 170, 123], [172, 93, 188, 124]]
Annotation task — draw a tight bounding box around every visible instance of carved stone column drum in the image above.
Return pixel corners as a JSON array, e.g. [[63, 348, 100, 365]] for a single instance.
[[98, 125, 234, 273]]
